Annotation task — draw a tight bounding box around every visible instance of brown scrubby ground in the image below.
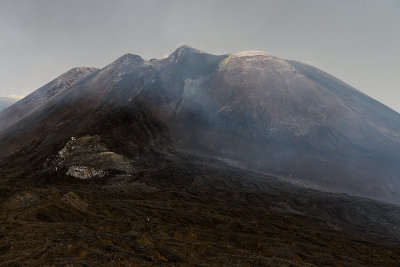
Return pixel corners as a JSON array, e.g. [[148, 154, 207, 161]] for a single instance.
[[0, 154, 400, 266]]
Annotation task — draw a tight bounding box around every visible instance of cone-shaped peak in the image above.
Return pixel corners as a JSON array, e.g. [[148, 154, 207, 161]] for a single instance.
[[173, 45, 203, 54], [168, 45, 204, 61], [114, 53, 144, 63]]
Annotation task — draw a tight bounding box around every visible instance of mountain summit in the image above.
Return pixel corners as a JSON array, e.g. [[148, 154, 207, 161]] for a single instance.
[[0, 46, 399, 204]]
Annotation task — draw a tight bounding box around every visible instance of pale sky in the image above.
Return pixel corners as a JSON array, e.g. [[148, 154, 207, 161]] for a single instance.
[[0, 0, 399, 111]]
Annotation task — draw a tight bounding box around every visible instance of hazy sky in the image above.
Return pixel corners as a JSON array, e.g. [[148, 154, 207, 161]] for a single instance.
[[0, 0, 399, 111]]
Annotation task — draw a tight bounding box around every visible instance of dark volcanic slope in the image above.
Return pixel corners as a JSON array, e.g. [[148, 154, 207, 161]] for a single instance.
[[1, 45, 399, 204], [0, 46, 400, 265]]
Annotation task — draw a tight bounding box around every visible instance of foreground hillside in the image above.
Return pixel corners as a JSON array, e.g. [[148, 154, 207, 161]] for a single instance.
[[1, 150, 400, 266]]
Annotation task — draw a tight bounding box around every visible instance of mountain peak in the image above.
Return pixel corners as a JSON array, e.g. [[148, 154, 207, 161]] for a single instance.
[[168, 45, 204, 61], [174, 45, 203, 53], [103, 53, 146, 73], [115, 53, 144, 63]]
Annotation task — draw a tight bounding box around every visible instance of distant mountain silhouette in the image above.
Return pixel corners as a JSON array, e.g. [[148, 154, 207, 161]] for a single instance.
[[0, 97, 18, 112]]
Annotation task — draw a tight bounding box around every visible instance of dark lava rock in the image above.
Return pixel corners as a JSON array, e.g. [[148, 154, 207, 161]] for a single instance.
[[62, 192, 88, 212], [3, 191, 40, 212]]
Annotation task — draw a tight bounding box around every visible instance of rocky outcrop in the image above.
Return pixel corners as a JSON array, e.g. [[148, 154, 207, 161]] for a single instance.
[[54, 135, 134, 179], [66, 166, 105, 180]]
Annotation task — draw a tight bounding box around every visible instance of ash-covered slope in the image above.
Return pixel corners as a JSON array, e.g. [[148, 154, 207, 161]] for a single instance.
[[153, 46, 400, 204], [0, 45, 399, 204]]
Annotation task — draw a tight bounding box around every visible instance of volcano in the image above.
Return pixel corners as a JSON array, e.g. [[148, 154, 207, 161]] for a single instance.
[[0, 46, 400, 265], [1, 45, 399, 204]]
